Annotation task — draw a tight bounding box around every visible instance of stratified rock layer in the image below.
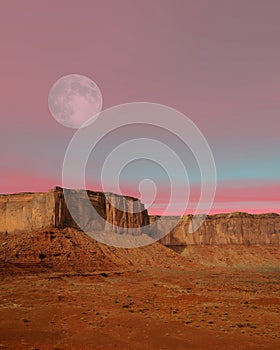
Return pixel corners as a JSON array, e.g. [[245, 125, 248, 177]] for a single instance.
[[0, 188, 279, 245], [0, 187, 149, 234], [0, 190, 56, 233], [155, 213, 280, 245]]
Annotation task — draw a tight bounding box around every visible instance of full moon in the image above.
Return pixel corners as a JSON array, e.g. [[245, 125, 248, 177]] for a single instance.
[[48, 74, 103, 128]]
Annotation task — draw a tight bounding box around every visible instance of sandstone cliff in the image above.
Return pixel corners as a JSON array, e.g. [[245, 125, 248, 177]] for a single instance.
[[1, 188, 279, 246], [155, 213, 280, 245], [0, 190, 56, 233], [0, 187, 149, 234]]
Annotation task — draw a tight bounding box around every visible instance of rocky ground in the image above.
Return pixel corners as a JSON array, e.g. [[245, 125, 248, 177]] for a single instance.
[[0, 229, 279, 349]]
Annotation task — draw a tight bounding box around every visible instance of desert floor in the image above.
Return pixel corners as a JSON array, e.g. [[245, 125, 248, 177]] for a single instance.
[[0, 265, 279, 350]]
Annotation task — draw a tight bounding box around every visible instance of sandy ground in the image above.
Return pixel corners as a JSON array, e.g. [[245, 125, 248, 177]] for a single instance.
[[0, 229, 279, 349], [0, 265, 279, 350]]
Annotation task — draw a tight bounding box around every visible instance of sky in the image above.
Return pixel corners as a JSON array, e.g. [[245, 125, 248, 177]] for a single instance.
[[0, 0, 280, 214]]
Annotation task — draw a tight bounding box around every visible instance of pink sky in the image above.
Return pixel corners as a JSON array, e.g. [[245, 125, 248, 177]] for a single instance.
[[0, 0, 280, 214]]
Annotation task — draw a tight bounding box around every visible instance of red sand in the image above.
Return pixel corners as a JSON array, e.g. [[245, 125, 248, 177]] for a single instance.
[[0, 229, 279, 349]]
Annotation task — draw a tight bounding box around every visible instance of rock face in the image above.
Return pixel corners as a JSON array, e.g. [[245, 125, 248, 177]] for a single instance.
[[0, 190, 56, 234], [155, 213, 280, 245], [0, 187, 149, 234], [1, 188, 279, 245]]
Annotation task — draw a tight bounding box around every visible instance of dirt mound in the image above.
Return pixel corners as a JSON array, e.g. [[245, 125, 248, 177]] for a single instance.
[[172, 245, 280, 268], [1, 228, 278, 274], [0, 228, 188, 273]]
